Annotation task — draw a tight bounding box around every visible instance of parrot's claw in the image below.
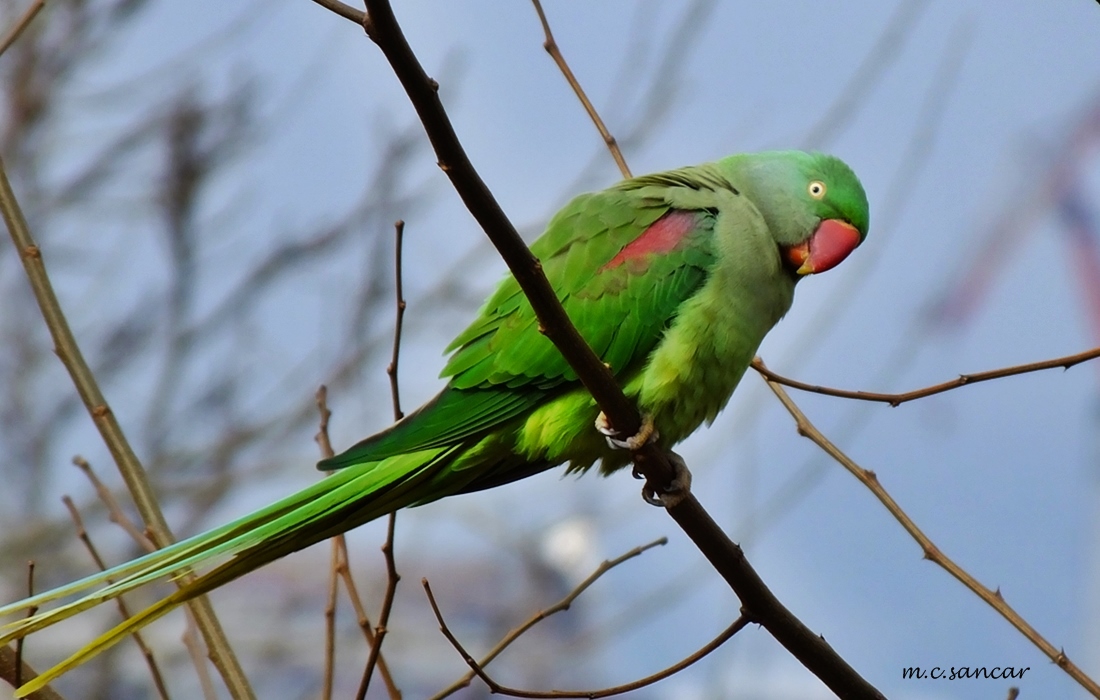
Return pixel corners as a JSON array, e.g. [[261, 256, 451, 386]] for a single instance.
[[640, 451, 692, 508], [595, 412, 659, 451]]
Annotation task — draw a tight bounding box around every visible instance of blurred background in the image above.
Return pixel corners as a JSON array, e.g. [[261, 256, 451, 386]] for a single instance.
[[0, 1, 1098, 698]]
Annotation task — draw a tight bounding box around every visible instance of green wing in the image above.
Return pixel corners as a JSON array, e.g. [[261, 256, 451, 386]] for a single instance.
[[321, 181, 719, 469]]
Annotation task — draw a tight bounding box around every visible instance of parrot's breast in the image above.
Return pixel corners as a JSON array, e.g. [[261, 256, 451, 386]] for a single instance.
[[631, 237, 795, 446]]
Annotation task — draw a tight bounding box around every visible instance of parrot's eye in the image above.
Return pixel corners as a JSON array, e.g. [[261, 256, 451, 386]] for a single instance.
[[808, 180, 826, 199]]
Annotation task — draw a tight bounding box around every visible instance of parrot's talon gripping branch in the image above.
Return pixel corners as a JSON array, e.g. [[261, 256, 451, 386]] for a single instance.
[[640, 450, 692, 508], [595, 411, 659, 451]]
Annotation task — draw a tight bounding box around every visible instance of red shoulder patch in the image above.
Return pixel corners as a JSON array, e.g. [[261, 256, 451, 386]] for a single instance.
[[600, 210, 698, 272]]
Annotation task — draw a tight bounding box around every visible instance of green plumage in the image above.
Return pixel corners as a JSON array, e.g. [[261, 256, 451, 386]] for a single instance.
[[0, 150, 868, 695]]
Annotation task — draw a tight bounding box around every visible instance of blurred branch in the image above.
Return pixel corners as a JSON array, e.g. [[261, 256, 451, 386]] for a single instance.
[[338, 537, 400, 698], [530, 0, 631, 178], [315, 387, 401, 700], [430, 537, 668, 700], [425, 578, 747, 699], [180, 623, 217, 700], [0, 1, 43, 58], [0, 646, 64, 700], [60, 496, 171, 700], [73, 458, 217, 699], [317, 387, 339, 700], [721, 20, 974, 553], [180, 120, 425, 352], [352, 1, 884, 697], [321, 535, 338, 700], [751, 345, 1100, 406], [145, 85, 255, 457], [15, 562, 35, 688], [72, 456, 155, 551], [762, 373, 1100, 698], [0, 152, 254, 698], [0, 564, 65, 699], [801, 0, 930, 149]]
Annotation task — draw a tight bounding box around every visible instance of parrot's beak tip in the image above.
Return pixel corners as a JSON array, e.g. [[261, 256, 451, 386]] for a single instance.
[[784, 219, 862, 276]]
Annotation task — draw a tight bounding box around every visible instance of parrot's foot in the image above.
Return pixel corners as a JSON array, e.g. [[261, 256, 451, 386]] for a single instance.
[[595, 412, 659, 451], [637, 451, 692, 508]]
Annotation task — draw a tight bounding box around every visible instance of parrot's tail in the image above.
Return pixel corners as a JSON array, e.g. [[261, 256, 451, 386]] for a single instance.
[[0, 444, 464, 697]]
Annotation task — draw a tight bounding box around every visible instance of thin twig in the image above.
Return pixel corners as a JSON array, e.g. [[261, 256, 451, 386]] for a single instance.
[[386, 220, 407, 421], [15, 562, 35, 689], [335, 539, 401, 698], [357, 219, 408, 700], [315, 386, 345, 700], [315, 386, 336, 458], [356, 2, 883, 696], [357, 515, 400, 700], [0, 153, 253, 698], [180, 618, 218, 700], [761, 371, 1100, 698], [424, 579, 746, 699], [309, 0, 363, 24], [0, 0, 44, 58], [751, 345, 1100, 407], [315, 387, 401, 700], [72, 458, 214, 698], [61, 497, 172, 700], [530, 0, 631, 178], [430, 538, 667, 700], [72, 456, 155, 551], [321, 532, 339, 700]]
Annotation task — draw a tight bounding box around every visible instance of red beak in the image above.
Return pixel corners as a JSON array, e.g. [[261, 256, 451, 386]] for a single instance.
[[783, 219, 862, 275]]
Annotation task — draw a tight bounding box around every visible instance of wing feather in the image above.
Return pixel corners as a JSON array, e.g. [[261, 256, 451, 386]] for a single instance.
[[445, 188, 717, 389], [324, 171, 725, 469]]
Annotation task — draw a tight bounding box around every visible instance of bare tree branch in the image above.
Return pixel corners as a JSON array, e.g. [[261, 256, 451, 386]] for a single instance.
[[72, 456, 155, 551], [357, 513, 399, 700], [430, 537, 668, 700], [425, 578, 748, 699], [530, 0, 631, 178], [315, 387, 401, 700], [751, 345, 1100, 406], [61, 496, 172, 700], [357, 217, 409, 700], [15, 562, 35, 689], [0, 1, 43, 58], [762, 372, 1100, 698], [310, 0, 364, 25], [0, 149, 254, 699], [385, 220, 407, 421], [0, 646, 65, 700]]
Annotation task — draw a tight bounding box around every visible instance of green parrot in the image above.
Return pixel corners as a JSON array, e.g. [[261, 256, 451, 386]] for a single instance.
[[0, 150, 867, 695]]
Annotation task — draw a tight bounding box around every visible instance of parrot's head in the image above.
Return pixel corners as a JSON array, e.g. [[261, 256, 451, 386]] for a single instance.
[[728, 151, 869, 279]]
